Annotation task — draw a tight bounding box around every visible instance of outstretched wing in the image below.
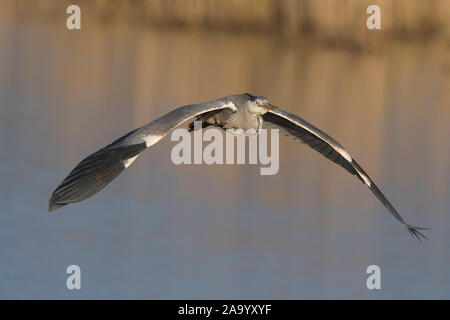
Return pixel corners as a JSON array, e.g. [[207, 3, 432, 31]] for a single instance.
[[263, 107, 428, 240], [48, 99, 236, 211]]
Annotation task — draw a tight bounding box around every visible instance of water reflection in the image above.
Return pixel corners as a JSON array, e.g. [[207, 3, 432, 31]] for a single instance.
[[0, 16, 449, 299]]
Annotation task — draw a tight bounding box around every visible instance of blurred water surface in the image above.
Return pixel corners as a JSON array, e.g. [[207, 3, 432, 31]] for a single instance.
[[0, 15, 449, 299]]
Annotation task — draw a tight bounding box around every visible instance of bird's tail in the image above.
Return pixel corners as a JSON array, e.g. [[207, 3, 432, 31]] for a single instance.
[[48, 142, 146, 212]]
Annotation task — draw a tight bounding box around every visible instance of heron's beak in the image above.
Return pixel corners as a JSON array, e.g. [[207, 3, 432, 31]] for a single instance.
[[262, 103, 275, 111]]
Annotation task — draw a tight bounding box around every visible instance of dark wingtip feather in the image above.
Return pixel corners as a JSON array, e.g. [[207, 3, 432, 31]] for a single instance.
[[48, 142, 146, 211], [48, 200, 67, 212], [407, 225, 429, 241]]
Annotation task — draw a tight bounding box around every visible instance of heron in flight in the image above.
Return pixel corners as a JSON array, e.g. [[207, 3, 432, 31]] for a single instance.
[[49, 93, 428, 240]]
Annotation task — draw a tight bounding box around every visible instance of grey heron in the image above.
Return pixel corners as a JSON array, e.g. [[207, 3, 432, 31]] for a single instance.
[[49, 93, 428, 240]]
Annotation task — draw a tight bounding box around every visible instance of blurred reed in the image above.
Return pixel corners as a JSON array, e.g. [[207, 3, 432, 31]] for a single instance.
[[4, 0, 450, 49]]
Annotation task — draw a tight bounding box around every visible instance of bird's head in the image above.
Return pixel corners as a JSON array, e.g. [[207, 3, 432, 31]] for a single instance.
[[245, 94, 275, 114]]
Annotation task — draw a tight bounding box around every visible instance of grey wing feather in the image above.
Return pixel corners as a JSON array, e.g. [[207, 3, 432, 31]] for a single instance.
[[49, 99, 235, 211], [263, 111, 360, 180], [263, 107, 428, 240]]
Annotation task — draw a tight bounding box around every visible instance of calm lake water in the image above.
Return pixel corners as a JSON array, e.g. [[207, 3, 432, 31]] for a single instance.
[[1, 14, 450, 299]]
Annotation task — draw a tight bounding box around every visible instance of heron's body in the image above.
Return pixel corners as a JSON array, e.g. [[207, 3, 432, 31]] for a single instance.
[[49, 93, 428, 240], [191, 95, 264, 132]]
